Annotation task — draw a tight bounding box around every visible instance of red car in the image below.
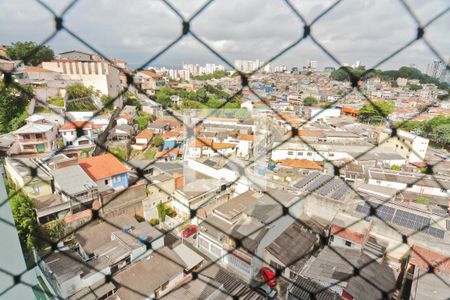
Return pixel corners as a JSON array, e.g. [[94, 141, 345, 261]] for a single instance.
[[260, 267, 277, 287], [182, 225, 197, 238]]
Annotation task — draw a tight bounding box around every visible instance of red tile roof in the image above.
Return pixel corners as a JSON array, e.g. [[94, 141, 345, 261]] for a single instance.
[[24, 66, 55, 73], [409, 245, 450, 274], [331, 224, 366, 245], [279, 159, 323, 170], [60, 121, 93, 130], [136, 129, 153, 139], [79, 153, 127, 180]]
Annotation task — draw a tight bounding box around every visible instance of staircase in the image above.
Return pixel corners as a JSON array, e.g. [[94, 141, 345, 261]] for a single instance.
[[363, 237, 386, 260]]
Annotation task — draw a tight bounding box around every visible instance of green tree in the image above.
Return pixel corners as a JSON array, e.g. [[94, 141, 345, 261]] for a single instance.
[[151, 135, 164, 148], [157, 202, 166, 222], [433, 124, 450, 146], [9, 186, 38, 250], [303, 96, 318, 106], [408, 84, 422, 91], [358, 101, 394, 124], [101, 95, 114, 111], [6, 41, 54, 66], [134, 116, 148, 130], [0, 83, 32, 134], [66, 83, 95, 99]]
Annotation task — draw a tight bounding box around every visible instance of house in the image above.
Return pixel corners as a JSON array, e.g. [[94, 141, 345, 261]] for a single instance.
[[367, 167, 450, 198], [59, 121, 95, 148], [0, 133, 19, 156], [116, 114, 134, 126], [170, 95, 182, 106], [48, 165, 99, 219], [196, 189, 302, 282], [79, 153, 129, 192], [301, 247, 397, 299], [75, 215, 163, 263], [408, 245, 450, 300], [113, 244, 204, 300], [171, 178, 225, 217], [264, 221, 319, 280], [4, 157, 53, 199], [39, 250, 114, 299], [377, 128, 429, 163], [147, 122, 169, 134], [39, 216, 164, 299], [15, 66, 60, 81], [328, 213, 370, 250], [13, 115, 57, 153], [142, 173, 177, 220], [287, 276, 341, 300], [133, 70, 160, 95], [107, 124, 134, 141], [131, 129, 153, 151], [186, 137, 237, 158]]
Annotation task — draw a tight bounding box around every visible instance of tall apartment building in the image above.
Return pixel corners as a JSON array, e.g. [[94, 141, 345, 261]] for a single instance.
[[234, 59, 265, 73]]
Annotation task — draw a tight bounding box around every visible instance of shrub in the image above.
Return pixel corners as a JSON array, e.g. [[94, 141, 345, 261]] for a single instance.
[[149, 219, 159, 226]]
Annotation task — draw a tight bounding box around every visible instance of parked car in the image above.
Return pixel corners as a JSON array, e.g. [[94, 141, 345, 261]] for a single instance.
[[182, 225, 197, 238], [255, 283, 277, 299], [260, 267, 277, 287]]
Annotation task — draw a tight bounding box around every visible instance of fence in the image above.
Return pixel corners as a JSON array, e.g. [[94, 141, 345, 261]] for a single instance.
[[0, 0, 449, 299]]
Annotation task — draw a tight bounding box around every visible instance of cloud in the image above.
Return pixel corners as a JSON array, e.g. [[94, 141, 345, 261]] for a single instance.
[[0, 0, 448, 71]]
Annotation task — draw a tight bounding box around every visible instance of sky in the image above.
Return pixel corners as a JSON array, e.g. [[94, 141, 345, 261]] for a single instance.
[[0, 0, 448, 71]]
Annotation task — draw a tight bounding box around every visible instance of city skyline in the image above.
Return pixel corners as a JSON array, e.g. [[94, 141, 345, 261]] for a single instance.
[[1, 0, 449, 71]]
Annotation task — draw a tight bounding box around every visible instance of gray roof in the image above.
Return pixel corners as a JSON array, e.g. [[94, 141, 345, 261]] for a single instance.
[[51, 165, 97, 195], [114, 247, 187, 300], [42, 250, 90, 285], [75, 215, 139, 255], [412, 270, 450, 300], [288, 276, 341, 300], [266, 222, 317, 268], [0, 133, 16, 148], [14, 122, 53, 134], [304, 247, 396, 299], [5, 157, 52, 181], [368, 168, 450, 189]]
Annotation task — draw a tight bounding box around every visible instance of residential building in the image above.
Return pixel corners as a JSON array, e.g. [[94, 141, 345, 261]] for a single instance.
[[4, 157, 53, 199], [79, 153, 129, 192], [300, 247, 396, 298], [59, 121, 95, 148], [13, 115, 57, 153], [131, 129, 153, 151], [377, 128, 429, 163], [196, 189, 302, 282], [264, 221, 319, 280], [41, 60, 122, 106], [113, 244, 203, 299], [367, 167, 450, 198]]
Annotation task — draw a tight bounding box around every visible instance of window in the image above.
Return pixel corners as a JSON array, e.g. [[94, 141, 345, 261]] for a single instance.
[[105, 179, 109, 185], [112, 176, 121, 184], [329, 235, 334, 242], [287, 151, 293, 155], [307, 152, 312, 156], [290, 271, 297, 280], [32, 185, 40, 193], [441, 188, 447, 193], [345, 240, 352, 247], [24, 145, 35, 150], [35, 133, 43, 139], [22, 134, 30, 140], [407, 183, 413, 188], [297, 152, 303, 156], [329, 152, 335, 157]]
